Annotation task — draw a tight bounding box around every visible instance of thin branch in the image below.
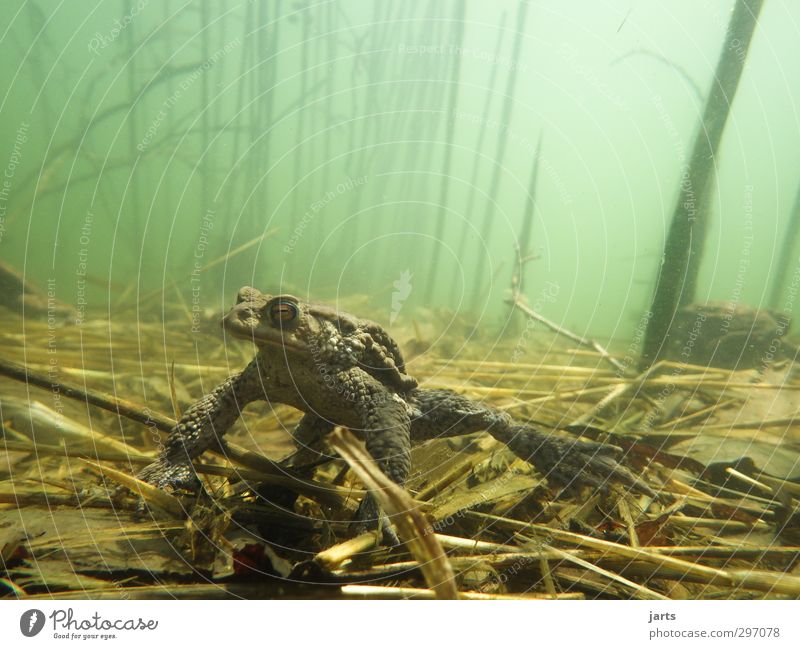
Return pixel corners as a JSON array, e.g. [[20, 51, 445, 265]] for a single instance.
[[506, 294, 626, 374]]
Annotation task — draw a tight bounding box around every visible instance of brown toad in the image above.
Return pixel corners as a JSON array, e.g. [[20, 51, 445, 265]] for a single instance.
[[663, 301, 793, 369], [139, 287, 653, 542]]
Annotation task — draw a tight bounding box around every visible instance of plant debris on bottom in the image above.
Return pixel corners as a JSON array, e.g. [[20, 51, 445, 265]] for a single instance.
[[1, 309, 799, 599]]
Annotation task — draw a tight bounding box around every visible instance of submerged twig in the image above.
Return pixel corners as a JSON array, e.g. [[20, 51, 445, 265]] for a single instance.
[[506, 295, 626, 373], [329, 428, 458, 599], [0, 357, 175, 432]]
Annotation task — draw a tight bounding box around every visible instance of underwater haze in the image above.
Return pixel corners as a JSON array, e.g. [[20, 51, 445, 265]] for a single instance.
[[1, 0, 799, 350]]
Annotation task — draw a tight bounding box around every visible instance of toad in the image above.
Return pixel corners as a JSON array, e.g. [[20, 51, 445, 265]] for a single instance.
[[139, 287, 653, 542], [663, 301, 794, 369]]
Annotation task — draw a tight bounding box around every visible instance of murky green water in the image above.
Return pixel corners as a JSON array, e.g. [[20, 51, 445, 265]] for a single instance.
[[1, 0, 799, 353]]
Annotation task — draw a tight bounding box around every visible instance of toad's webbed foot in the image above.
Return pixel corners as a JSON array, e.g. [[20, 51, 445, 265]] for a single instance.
[[411, 388, 655, 498], [500, 425, 656, 498]]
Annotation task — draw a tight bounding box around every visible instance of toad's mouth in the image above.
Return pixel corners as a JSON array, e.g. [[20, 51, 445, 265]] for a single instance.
[[222, 305, 308, 353], [251, 332, 307, 353]]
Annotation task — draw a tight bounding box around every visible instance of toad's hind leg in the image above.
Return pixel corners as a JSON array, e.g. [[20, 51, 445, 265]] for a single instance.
[[341, 372, 412, 545], [410, 388, 654, 497], [352, 411, 411, 546]]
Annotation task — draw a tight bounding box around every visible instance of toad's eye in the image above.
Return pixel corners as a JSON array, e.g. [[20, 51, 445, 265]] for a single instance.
[[270, 300, 298, 323]]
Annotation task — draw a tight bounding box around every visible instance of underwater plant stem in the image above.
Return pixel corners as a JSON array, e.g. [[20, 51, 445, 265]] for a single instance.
[[469, 0, 529, 311], [767, 178, 800, 308], [289, 4, 311, 236], [515, 132, 543, 296], [639, 0, 764, 369], [200, 0, 211, 210], [317, 2, 336, 209], [123, 0, 143, 246], [450, 11, 507, 298], [425, 0, 467, 300], [230, 3, 252, 169]]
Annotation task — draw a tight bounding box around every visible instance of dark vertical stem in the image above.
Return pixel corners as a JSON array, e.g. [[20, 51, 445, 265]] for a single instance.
[[768, 179, 800, 308], [449, 11, 507, 299], [348, 2, 390, 193], [290, 6, 312, 230], [247, 3, 264, 235], [361, 1, 418, 221], [640, 0, 764, 369], [163, 2, 175, 224], [261, 0, 281, 236], [359, 1, 407, 181], [424, 0, 466, 301], [123, 0, 143, 248], [214, 6, 227, 135], [200, 0, 211, 211], [231, 3, 253, 166], [25, 4, 56, 127], [360, 3, 405, 285], [516, 132, 543, 295], [384, 1, 428, 148], [320, 0, 337, 196], [392, 5, 448, 211], [229, 1, 254, 241], [469, 0, 529, 311], [335, 2, 389, 276], [375, 1, 422, 281], [386, 0, 438, 208], [312, 1, 338, 253]]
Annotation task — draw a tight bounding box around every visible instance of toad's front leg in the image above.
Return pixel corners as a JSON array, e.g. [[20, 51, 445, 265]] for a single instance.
[[138, 358, 265, 493]]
